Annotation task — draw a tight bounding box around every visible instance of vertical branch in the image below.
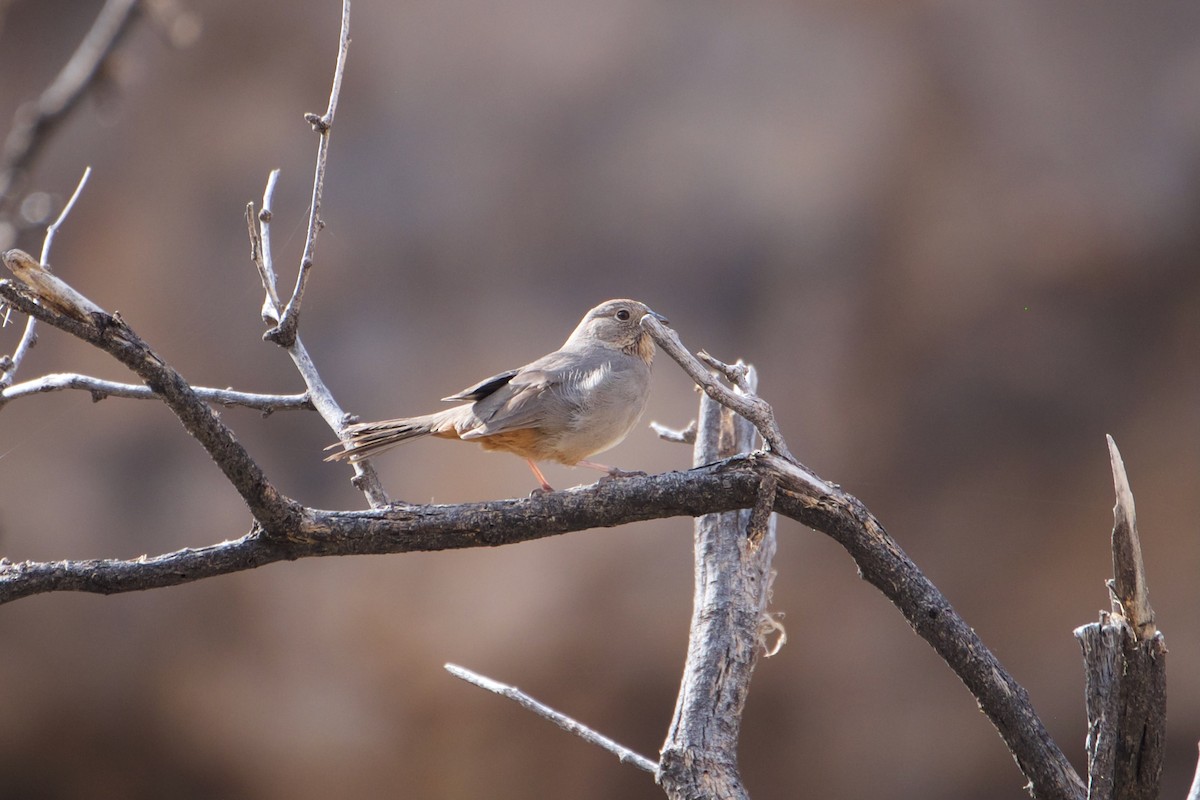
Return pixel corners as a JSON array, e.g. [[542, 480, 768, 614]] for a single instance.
[[248, 168, 284, 322], [659, 368, 778, 800], [265, 0, 351, 347], [248, 173, 389, 509], [650, 321, 1085, 800], [1, 167, 92, 388], [241, 3, 386, 508], [1073, 437, 1166, 800]]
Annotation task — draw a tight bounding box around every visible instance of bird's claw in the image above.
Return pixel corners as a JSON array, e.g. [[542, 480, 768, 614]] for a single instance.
[[599, 468, 646, 484]]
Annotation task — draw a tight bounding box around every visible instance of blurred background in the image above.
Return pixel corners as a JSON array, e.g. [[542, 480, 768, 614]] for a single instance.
[[0, 0, 1197, 797]]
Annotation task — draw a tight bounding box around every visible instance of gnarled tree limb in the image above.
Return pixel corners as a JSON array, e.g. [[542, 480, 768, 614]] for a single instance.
[[659, 370, 778, 800], [0, 272, 301, 535]]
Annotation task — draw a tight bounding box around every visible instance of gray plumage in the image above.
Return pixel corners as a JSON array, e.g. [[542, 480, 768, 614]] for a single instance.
[[326, 299, 666, 491]]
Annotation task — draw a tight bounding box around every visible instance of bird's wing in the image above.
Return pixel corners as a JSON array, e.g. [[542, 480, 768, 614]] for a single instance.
[[441, 369, 520, 403], [454, 350, 587, 439]]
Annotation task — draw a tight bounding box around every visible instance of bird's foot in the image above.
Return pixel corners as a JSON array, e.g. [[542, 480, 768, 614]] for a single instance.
[[598, 468, 646, 483]]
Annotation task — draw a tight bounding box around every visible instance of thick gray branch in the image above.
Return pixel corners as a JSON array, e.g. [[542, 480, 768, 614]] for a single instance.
[[0, 461, 762, 604], [1073, 437, 1166, 800], [0, 436, 1082, 800], [763, 448, 1086, 800], [659, 375, 777, 800], [1, 250, 1083, 800]]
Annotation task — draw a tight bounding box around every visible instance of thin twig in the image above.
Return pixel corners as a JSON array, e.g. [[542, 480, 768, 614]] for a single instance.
[[0, 0, 139, 211], [444, 663, 658, 773], [0, 372, 311, 412], [40, 166, 92, 265], [241, 2, 386, 507], [1, 167, 93, 388], [641, 315, 797, 463], [249, 172, 389, 508], [650, 419, 696, 444], [246, 169, 283, 324], [266, 0, 351, 347], [0, 277, 302, 535]]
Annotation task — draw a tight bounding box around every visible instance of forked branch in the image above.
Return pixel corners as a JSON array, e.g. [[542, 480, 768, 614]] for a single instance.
[[264, 0, 352, 347]]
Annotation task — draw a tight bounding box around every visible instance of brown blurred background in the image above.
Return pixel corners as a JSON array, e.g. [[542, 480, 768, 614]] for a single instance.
[[1, 0, 1198, 797]]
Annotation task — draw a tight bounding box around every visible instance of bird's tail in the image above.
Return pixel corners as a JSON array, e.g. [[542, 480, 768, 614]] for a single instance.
[[324, 408, 464, 462]]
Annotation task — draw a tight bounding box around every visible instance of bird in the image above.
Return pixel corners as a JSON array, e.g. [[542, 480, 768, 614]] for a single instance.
[[325, 299, 667, 492]]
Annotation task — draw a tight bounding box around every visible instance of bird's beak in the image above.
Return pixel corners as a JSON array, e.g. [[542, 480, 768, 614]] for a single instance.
[[643, 309, 669, 326]]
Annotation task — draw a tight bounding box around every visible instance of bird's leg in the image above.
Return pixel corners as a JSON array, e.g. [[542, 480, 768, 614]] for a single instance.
[[576, 460, 646, 482], [526, 459, 555, 494]]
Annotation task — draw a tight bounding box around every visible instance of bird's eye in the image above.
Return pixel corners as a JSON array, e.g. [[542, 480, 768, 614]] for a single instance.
[[615, 308, 631, 321]]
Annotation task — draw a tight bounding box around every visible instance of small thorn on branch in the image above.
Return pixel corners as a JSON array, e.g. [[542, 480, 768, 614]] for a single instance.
[[304, 111, 331, 132]]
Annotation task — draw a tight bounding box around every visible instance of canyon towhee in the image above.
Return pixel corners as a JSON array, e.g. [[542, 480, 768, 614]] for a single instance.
[[325, 298, 667, 491]]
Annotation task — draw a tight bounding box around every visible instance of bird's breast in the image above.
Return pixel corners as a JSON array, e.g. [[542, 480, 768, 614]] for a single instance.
[[550, 359, 651, 463]]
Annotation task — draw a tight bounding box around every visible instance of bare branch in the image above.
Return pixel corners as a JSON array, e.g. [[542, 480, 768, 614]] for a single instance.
[[650, 419, 696, 444], [0, 371, 310, 412], [246, 169, 283, 324], [0, 461, 765, 604], [265, 0, 351, 347], [248, 172, 389, 508], [238, 3, 385, 508], [40, 166, 92, 265], [660, 373, 777, 800], [1074, 437, 1166, 800], [444, 663, 658, 774], [1106, 434, 1155, 638], [0, 276, 301, 534], [0, 229, 1086, 800], [0, 0, 139, 211], [647, 322, 1083, 800], [766, 446, 1086, 800], [1, 168, 92, 388], [641, 314, 798, 464]]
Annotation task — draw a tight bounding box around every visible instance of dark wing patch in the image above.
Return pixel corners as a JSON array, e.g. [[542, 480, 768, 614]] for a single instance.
[[442, 369, 520, 403]]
